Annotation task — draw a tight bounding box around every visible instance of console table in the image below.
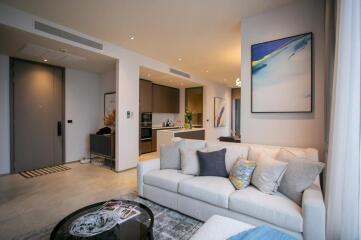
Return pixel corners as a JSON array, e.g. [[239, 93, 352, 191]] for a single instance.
[[90, 134, 115, 167]]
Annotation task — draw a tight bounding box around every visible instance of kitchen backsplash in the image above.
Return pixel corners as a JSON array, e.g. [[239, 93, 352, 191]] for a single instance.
[[152, 113, 183, 127]]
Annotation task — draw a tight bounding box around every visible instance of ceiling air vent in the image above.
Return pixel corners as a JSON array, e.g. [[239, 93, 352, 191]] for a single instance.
[[34, 21, 103, 50], [169, 68, 191, 79]]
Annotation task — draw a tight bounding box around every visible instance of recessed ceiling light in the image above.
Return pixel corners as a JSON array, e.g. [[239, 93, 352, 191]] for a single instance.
[[43, 59, 48, 62], [130, 36, 135, 40], [178, 58, 182, 61], [147, 73, 151, 77], [205, 70, 209, 73]]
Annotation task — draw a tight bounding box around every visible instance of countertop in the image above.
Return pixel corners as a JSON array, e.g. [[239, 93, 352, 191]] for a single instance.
[[152, 126, 183, 130], [160, 128, 205, 133]]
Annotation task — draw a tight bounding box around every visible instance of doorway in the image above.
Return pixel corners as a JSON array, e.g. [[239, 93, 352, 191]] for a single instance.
[[11, 58, 65, 173]]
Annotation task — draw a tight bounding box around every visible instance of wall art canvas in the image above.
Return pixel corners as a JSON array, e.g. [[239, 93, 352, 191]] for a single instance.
[[104, 92, 116, 117], [251, 32, 312, 113], [214, 97, 226, 127]]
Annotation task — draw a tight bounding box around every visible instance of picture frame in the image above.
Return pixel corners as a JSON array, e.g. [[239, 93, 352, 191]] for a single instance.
[[104, 92, 116, 117], [251, 32, 313, 113], [214, 97, 226, 128]]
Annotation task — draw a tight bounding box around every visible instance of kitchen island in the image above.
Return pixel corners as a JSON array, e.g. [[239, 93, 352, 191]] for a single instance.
[[156, 128, 205, 152]]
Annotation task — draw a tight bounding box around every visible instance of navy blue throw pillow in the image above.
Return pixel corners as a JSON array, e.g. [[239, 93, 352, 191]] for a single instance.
[[197, 148, 228, 177]]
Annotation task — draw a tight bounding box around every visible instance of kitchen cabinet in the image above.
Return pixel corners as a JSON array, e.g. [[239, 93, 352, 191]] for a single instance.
[[152, 129, 157, 152], [140, 140, 152, 154], [185, 87, 203, 127], [174, 129, 205, 140], [152, 84, 179, 113], [139, 79, 152, 113]]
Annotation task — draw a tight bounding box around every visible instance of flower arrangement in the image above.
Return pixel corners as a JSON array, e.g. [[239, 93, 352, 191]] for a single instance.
[[104, 109, 115, 128]]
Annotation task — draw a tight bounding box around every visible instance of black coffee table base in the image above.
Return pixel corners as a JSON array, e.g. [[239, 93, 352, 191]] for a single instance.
[[50, 200, 154, 240]]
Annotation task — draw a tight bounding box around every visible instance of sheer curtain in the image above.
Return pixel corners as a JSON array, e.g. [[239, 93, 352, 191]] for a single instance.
[[325, 0, 361, 239]]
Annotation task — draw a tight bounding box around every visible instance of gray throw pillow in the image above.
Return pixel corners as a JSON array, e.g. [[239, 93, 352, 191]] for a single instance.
[[197, 148, 228, 177], [276, 148, 325, 205], [251, 153, 288, 194], [160, 140, 184, 170]]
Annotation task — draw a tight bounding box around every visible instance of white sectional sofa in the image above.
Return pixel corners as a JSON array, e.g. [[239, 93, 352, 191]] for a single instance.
[[137, 140, 325, 240]]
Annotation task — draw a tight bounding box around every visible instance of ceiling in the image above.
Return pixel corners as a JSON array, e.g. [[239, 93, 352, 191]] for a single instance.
[[0, 24, 115, 73], [0, 0, 296, 87], [140, 66, 202, 89]]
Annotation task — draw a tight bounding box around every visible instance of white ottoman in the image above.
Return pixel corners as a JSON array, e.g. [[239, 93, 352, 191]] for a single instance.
[[191, 215, 254, 240]]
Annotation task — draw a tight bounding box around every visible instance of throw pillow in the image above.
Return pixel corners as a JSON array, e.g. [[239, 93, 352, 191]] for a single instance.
[[197, 148, 228, 177], [251, 153, 288, 194], [207, 143, 249, 173], [276, 148, 325, 205], [229, 158, 257, 189], [160, 140, 184, 170], [180, 147, 206, 175]]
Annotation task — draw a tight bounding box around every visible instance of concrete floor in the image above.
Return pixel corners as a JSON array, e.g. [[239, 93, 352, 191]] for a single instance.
[[0, 163, 137, 239]]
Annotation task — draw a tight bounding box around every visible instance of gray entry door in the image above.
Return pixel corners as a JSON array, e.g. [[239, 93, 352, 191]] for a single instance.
[[12, 60, 64, 172]]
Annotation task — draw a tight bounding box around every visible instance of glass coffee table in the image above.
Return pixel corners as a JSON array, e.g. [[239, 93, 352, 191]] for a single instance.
[[50, 200, 154, 240]]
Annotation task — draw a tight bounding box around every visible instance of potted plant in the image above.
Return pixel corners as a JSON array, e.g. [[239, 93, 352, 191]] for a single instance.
[[185, 110, 193, 129]]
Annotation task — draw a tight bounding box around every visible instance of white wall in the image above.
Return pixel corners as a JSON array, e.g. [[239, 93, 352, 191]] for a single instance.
[[99, 68, 116, 127], [0, 54, 10, 174], [65, 68, 101, 162], [0, 3, 231, 171], [240, 0, 325, 158], [204, 84, 232, 140]]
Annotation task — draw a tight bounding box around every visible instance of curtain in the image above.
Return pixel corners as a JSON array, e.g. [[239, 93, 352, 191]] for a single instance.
[[325, 0, 361, 239]]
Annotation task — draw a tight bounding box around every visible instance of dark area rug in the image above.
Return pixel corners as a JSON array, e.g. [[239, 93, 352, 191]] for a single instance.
[[13, 194, 203, 240]]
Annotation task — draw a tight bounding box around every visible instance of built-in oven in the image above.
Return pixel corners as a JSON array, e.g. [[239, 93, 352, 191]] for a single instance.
[[140, 112, 153, 154], [140, 127, 152, 140], [141, 112, 152, 127]]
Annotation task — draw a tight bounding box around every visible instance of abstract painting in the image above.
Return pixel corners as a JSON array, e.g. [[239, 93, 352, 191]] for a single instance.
[[214, 97, 226, 127], [251, 32, 312, 113]]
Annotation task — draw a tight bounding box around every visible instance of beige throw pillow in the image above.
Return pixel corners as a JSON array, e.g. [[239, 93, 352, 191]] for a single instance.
[[251, 153, 288, 194], [180, 148, 206, 175]]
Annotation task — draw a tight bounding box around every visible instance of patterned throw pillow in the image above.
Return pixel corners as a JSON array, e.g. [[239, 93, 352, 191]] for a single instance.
[[229, 159, 257, 190]]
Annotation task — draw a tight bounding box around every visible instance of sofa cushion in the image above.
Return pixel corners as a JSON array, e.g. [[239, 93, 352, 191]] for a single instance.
[[180, 147, 206, 175], [160, 140, 184, 170], [229, 186, 303, 233], [197, 149, 228, 177], [144, 169, 194, 192], [229, 159, 256, 190], [251, 153, 288, 194], [276, 148, 325, 205], [248, 146, 280, 161], [178, 176, 235, 208], [207, 142, 249, 173]]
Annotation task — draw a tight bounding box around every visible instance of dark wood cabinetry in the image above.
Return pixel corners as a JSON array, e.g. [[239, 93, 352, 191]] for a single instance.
[[174, 130, 205, 140], [140, 140, 152, 154], [152, 84, 179, 113], [185, 87, 203, 127], [139, 79, 153, 113], [151, 129, 157, 152]]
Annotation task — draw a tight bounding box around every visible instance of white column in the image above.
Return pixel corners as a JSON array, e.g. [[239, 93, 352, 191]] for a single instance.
[[115, 58, 139, 172]]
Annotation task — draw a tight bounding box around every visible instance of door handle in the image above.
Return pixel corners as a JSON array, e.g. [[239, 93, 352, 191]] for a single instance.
[[57, 121, 62, 136]]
